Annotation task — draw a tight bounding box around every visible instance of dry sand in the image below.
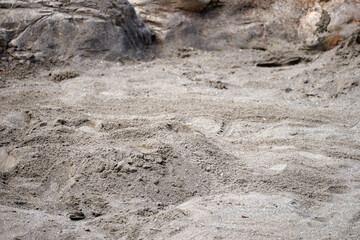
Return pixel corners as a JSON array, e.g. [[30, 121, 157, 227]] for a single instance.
[[0, 46, 360, 239]]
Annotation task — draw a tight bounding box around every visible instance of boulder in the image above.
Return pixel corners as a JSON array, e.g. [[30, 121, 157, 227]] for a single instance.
[[0, 0, 152, 62], [298, 1, 360, 50]]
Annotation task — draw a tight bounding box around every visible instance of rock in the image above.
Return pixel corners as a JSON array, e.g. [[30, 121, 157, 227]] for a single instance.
[[155, 156, 164, 164], [50, 72, 79, 83], [144, 154, 154, 161], [69, 211, 86, 221], [92, 212, 103, 217], [256, 56, 305, 68], [174, 0, 213, 12], [298, 1, 360, 50], [336, 29, 360, 59], [113, 163, 124, 173], [121, 164, 138, 173], [0, 0, 151, 62], [207, 80, 227, 89], [130, 0, 301, 51], [130, 0, 359, 52]]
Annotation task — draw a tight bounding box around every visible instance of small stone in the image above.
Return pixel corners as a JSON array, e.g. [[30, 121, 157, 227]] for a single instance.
[[180, 53, 191, 58], [135, 161, 144, 167], [51, 72, 79, 83], [121, 165, 137, 173], [92, 212, 102, 217], [55, 119, 67, 125], [155, 157, 164, 164], [144, 154, 154, 161], [207, 80, 227, 89], [69, 211, 85, 221], [126, 158, 134, 165], [114, 163, 123, 172], [143, 164, 152, 170], [96, 165, 106, 173]]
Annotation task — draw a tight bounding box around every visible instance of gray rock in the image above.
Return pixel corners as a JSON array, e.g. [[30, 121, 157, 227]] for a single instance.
[[69, 211, 86, 221], [0, 0, 151, 62]]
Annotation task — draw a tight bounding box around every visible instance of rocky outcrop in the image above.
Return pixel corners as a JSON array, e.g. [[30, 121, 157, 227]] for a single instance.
[[131, 0, 301, 51], [299, 1, 360, 50], [131, 0, 360, 52], [0, 0, 152, 62], [1, 0, 358, 63]]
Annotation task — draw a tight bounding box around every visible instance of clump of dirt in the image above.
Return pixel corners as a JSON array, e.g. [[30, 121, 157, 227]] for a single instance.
[[50, 72, 79, 83], [176, 47, 195, 58], [207, 80, 228, 89]]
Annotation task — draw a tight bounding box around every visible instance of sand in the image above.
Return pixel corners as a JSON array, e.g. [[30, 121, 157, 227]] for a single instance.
[[0, 46, 360, 239]]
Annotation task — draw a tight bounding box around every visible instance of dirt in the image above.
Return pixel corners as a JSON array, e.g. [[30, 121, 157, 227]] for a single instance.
[[0, 42, 360, 239], [50, 72, 80, 83]]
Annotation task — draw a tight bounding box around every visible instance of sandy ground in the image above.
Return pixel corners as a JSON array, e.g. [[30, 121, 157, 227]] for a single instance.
[[0, 47, 360, 239]]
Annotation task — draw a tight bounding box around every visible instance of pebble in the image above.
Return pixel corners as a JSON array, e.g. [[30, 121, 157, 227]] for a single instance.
[[69, 211, 86, 221]]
